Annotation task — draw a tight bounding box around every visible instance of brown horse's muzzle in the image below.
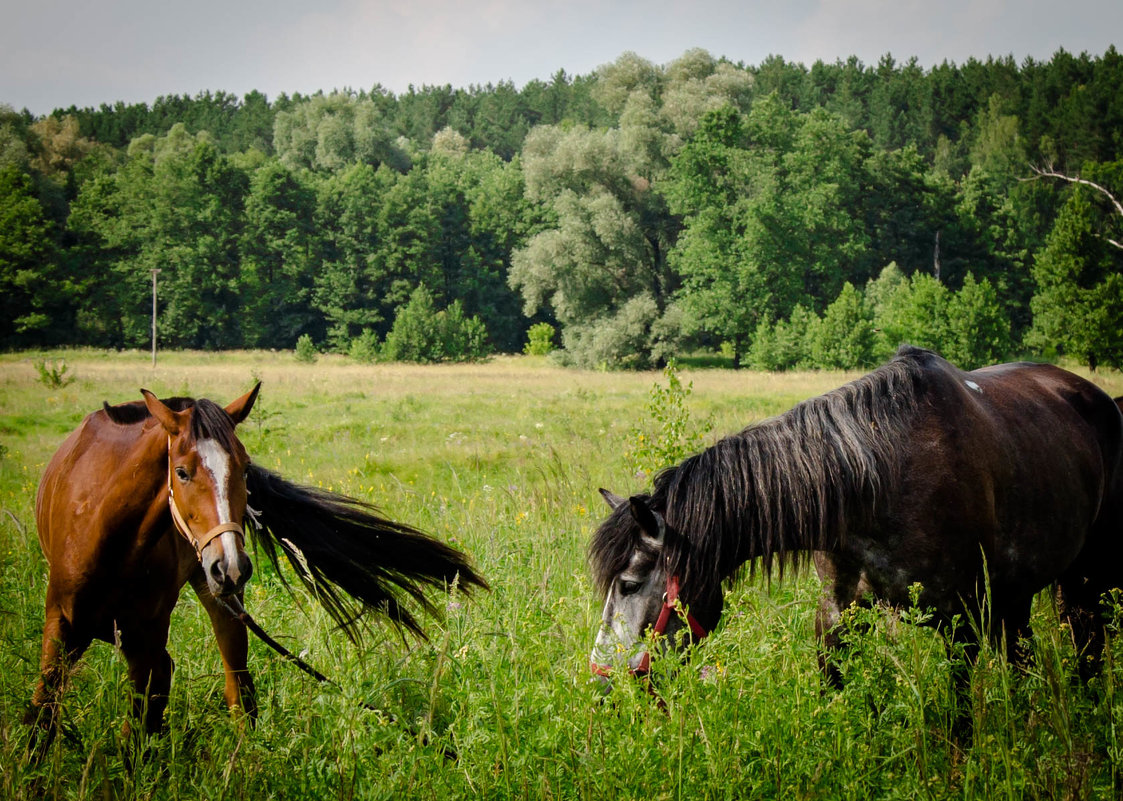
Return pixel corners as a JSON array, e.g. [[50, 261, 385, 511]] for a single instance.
[[200, 527, 253, 596]]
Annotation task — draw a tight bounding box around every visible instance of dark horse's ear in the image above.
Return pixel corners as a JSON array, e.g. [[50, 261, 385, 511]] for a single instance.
[[628, 495, 665, 547], [141, 389, 191, 436], [225, 382, 261, 426], [599, 488, 626, 510]]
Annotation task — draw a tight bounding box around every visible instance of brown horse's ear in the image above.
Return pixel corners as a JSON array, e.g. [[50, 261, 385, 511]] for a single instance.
[[225, 382, 261, 426], [628, 495, 665, 548], [141, 389, 190, 436], [599, 488, 626, 510]]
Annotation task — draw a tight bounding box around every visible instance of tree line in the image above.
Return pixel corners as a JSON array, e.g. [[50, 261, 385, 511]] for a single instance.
[[1, 47, 1121, 369]]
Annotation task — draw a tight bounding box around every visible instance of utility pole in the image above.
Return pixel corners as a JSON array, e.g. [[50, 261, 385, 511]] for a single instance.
[[151, 269, 161, 368]]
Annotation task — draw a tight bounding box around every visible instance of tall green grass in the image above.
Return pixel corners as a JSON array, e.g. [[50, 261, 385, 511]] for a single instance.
[[1, 350, 1122, 799]]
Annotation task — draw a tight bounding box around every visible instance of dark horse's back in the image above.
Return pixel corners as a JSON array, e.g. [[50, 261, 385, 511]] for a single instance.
[[872, 347, 1123, 630]]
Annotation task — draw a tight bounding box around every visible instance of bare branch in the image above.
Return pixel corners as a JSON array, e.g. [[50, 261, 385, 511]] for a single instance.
[[1029, 165, 1123, 219], [1028, 165, 1123, 251]]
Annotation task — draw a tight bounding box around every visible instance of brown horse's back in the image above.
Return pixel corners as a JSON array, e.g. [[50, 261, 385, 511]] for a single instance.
[[35, 408, 176, 626]]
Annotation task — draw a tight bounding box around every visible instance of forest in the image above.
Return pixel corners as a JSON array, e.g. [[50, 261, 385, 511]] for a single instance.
[[1, 47, 1121, 370]]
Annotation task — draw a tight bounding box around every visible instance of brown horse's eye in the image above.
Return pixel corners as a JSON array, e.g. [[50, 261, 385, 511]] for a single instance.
[[175, 467, 190, 482]]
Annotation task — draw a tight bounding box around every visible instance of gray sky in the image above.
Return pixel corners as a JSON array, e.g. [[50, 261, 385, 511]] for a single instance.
[[2, 0, 1120, 116]]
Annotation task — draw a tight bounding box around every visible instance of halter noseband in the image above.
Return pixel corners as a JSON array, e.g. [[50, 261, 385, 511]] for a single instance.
[[590, 572, 709, 678], [167, 436, 244, 560]]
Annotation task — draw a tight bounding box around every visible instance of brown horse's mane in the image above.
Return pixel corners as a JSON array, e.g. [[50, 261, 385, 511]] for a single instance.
[[590, 346, 933, 602], [102, 396, 240, 452]]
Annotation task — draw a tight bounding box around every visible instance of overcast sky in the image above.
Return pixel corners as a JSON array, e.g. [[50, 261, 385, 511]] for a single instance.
[[2, 0, 1120, 117]]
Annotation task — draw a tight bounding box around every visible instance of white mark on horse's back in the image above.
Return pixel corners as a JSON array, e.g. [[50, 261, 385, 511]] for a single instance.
[[196, 439, 232, 522], [965, 380, 982, 393]]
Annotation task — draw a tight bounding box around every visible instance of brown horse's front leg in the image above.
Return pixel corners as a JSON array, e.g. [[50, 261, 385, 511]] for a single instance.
[[190, 573, 257, 723], [117, 618, 174, 737], [26, 596, 92, 754]]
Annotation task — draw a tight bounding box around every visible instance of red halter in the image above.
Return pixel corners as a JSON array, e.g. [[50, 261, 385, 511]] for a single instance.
[[590, 573, 709, 678]]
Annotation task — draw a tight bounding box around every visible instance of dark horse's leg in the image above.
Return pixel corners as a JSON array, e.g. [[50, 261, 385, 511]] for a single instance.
[[1057, 570, 1111, 682], [190, 572, 257, 722], [25, 591, 92, 754], [813, 552, 871, 688], [1055, 499, 1123, 682]]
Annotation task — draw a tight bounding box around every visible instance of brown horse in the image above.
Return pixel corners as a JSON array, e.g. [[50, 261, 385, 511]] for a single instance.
[[589, 347, 1123, 694], [29, 384, 485, 749]]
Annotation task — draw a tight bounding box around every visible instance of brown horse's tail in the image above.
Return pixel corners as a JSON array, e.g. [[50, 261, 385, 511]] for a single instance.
[[244, 465, 486, 641]]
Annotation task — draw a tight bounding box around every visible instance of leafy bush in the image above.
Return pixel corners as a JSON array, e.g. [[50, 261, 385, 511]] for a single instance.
[[557, 294, 669, 370], [348, 329, 380, 363], [807, 282, 875, 369], [869, 267, 1011, 368], [626, 361, 714, 478], [294, 333, 318, 363], [872, 272, 951, 361], [747, 305, 818, 371], [746, 268, 1013, 371], [523, 322, 557, 356], [382, 285, 491, 363], [944, 272, 1012, 369], [33, 358, 74, 389]]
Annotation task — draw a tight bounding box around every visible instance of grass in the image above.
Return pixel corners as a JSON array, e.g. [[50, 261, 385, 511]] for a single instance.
[[1, 349, 1122, 799]]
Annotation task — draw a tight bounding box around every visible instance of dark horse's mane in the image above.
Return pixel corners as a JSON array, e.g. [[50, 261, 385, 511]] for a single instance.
[[102, 394, 486, 639], [591, 346, 934, 601]]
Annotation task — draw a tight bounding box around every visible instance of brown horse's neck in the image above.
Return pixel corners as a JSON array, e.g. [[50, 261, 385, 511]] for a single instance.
[[94, 422, 179, 558]]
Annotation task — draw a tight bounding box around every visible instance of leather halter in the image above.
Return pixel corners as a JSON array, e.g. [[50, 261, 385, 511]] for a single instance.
[[167, 436, 244, 560], [590, 573, 709, 678]]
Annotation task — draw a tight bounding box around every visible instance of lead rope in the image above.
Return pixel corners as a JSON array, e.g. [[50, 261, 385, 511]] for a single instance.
[[219, 587, 456, 758], [218, 595, 337, 686]]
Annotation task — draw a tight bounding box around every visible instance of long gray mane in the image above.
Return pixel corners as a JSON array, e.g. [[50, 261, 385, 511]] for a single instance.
[[591, 346, 933, 600]]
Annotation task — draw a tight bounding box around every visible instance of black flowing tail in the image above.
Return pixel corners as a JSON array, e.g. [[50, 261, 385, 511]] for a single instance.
[[245, 465, 486, 640]]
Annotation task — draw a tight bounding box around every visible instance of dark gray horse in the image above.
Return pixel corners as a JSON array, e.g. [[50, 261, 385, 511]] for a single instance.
[[590, 347, 1123, 687]]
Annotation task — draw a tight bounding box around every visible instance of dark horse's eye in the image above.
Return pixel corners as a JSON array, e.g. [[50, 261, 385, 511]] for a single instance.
[[618, 579, 642, 596], [175, 466, 190, 482]]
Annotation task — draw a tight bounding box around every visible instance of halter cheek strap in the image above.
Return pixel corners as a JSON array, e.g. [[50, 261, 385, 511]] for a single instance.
[[167, 436, 245, 561], [634, 574, 709, 675]]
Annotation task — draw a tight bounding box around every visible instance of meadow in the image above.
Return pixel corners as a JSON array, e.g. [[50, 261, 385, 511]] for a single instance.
[[1, 349, 1123, 800]]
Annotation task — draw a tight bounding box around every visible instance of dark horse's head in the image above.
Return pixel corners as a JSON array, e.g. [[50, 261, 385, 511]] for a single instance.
[[108, 385, 260, 598], [587, 356, 921, 684], [588, 489, 722, 682]]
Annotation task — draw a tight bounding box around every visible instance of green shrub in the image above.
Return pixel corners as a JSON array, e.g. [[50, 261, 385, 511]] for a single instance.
[[348, 329, 380, 363], [294, 334, 318, 363], [33, 358, 74, 389], [944, 272, 1012, 369], [523, 322, 557, 356], [747, 305, 818, 371], [626, 361, 714, 478], [808, 282, 875, 369], [438, 301, 490, 362], [383, 285, 491, 364], [871, 271, 951, 360]]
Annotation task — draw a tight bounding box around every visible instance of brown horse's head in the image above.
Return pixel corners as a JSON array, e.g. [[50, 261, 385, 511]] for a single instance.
[[142, 384, 260, 598]]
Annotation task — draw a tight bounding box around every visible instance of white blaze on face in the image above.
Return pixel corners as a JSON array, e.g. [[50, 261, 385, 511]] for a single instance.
[[592, 597, 625, 667], [195, 438, 240, 554], [591, 575, 658, 672]]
